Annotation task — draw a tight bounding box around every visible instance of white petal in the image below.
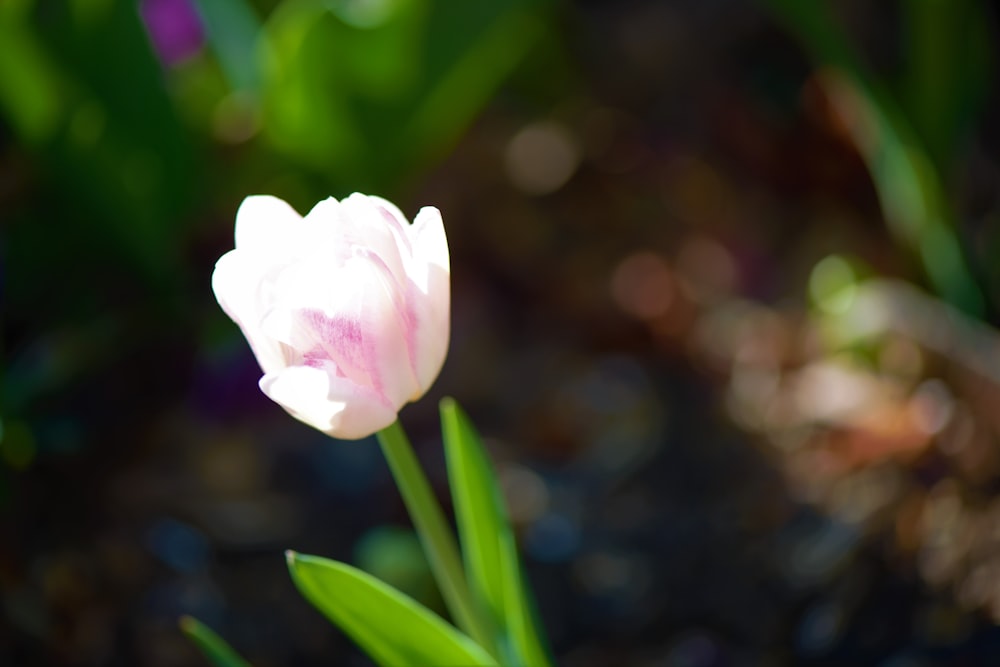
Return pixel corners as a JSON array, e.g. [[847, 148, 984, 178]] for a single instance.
[[234, 195, 303, 253], [407, 206, 451, 393], [365, 195, 409, 230], [215, 192, 452, 439], [211, 250, 287, 374], [365, 194, 414, 254], [260, 256, 420, 406], [408, 206, 449, 293], [352, 257, 423, 406], [337, 193, 409, 285], [260, 366, 398, 440]]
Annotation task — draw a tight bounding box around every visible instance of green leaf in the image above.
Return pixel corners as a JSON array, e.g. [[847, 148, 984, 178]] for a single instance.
[[440, 398, 553, 667], [286, 551, 498, 667], [179, 616, 252, 667]]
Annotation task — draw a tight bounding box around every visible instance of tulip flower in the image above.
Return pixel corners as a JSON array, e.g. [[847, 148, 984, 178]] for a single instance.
[[212, 193, 450, 439]]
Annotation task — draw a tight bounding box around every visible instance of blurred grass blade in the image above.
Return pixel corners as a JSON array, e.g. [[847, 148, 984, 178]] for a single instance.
[[286, 551, 498, 667], [901, 0, 992, 172], [762, 0, 985, 317], [402, 7, 545, 168], [259, 0, 554, 190], [441, 398, 553, 667], [179, 616, 252, 667], [0, 6, 62, 144], [191, 0, 262, 92]]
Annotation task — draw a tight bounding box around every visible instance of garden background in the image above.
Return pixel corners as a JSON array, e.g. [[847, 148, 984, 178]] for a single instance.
[[4, 0, 1000, 665]]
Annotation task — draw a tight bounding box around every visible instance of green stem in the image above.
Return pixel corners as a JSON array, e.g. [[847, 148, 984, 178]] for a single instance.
[[376, 420, 497, 657]]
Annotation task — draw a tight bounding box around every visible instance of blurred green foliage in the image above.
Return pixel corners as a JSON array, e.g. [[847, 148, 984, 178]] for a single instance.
[[259, 0, 548, 190], [3, 0, 996, 477], [180, 615, 253, 667], [3, 0, 554, 292], [3, 0, 196, 292], [3, 2, 1000, 663], [2, 0, 557, 478], [765, 0, 994, 316]]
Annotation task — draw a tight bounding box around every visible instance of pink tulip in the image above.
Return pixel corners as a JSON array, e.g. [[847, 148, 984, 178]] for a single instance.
[[212, 194, 450, 439]]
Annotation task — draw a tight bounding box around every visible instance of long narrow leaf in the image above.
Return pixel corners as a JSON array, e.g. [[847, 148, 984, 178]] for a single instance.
[[179, 616, 252, 667], [761, 0, 985, 316], [286, 551, 498, 667], [441, 398, 552, 667]]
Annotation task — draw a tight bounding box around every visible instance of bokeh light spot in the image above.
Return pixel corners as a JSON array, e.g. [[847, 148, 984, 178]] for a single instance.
[[505, 121, 580, 195], [212, 92, 260, 144], [526, 513, 580, 563], [500, 463, 549, 525], [611, 251, 674, 320], [809, 255, 857, 314]]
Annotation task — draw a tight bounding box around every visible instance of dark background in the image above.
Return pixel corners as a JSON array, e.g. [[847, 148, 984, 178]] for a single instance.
[[4, 0, 1000, 664]]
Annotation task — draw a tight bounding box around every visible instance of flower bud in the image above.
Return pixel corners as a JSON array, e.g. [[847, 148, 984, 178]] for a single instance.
[[212, 194, 450, 439]]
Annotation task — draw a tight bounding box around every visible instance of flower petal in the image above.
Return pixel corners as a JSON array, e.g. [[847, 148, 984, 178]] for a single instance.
[[366, 194, 414, 256], [259, 256, 420, 407], [407, 206, 451, 392], [214, 191, 451, 440], [336, 193, 409, 285], [352, 256, 423, 405], [211, 249, 287, 374], [234, 195, 303, 253], [260, 366, 398, 440]]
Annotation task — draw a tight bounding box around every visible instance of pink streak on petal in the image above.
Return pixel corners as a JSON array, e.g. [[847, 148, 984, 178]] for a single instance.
[[300, 311, 364, 373], [297, 309, 402, 409], [351, 250, 421, 391], [375, 203, 413, 255], [354, 249, 418, 359]]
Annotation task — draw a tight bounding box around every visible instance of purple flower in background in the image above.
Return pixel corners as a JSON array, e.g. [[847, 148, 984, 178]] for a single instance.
[[139, 0, 205, 66]]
